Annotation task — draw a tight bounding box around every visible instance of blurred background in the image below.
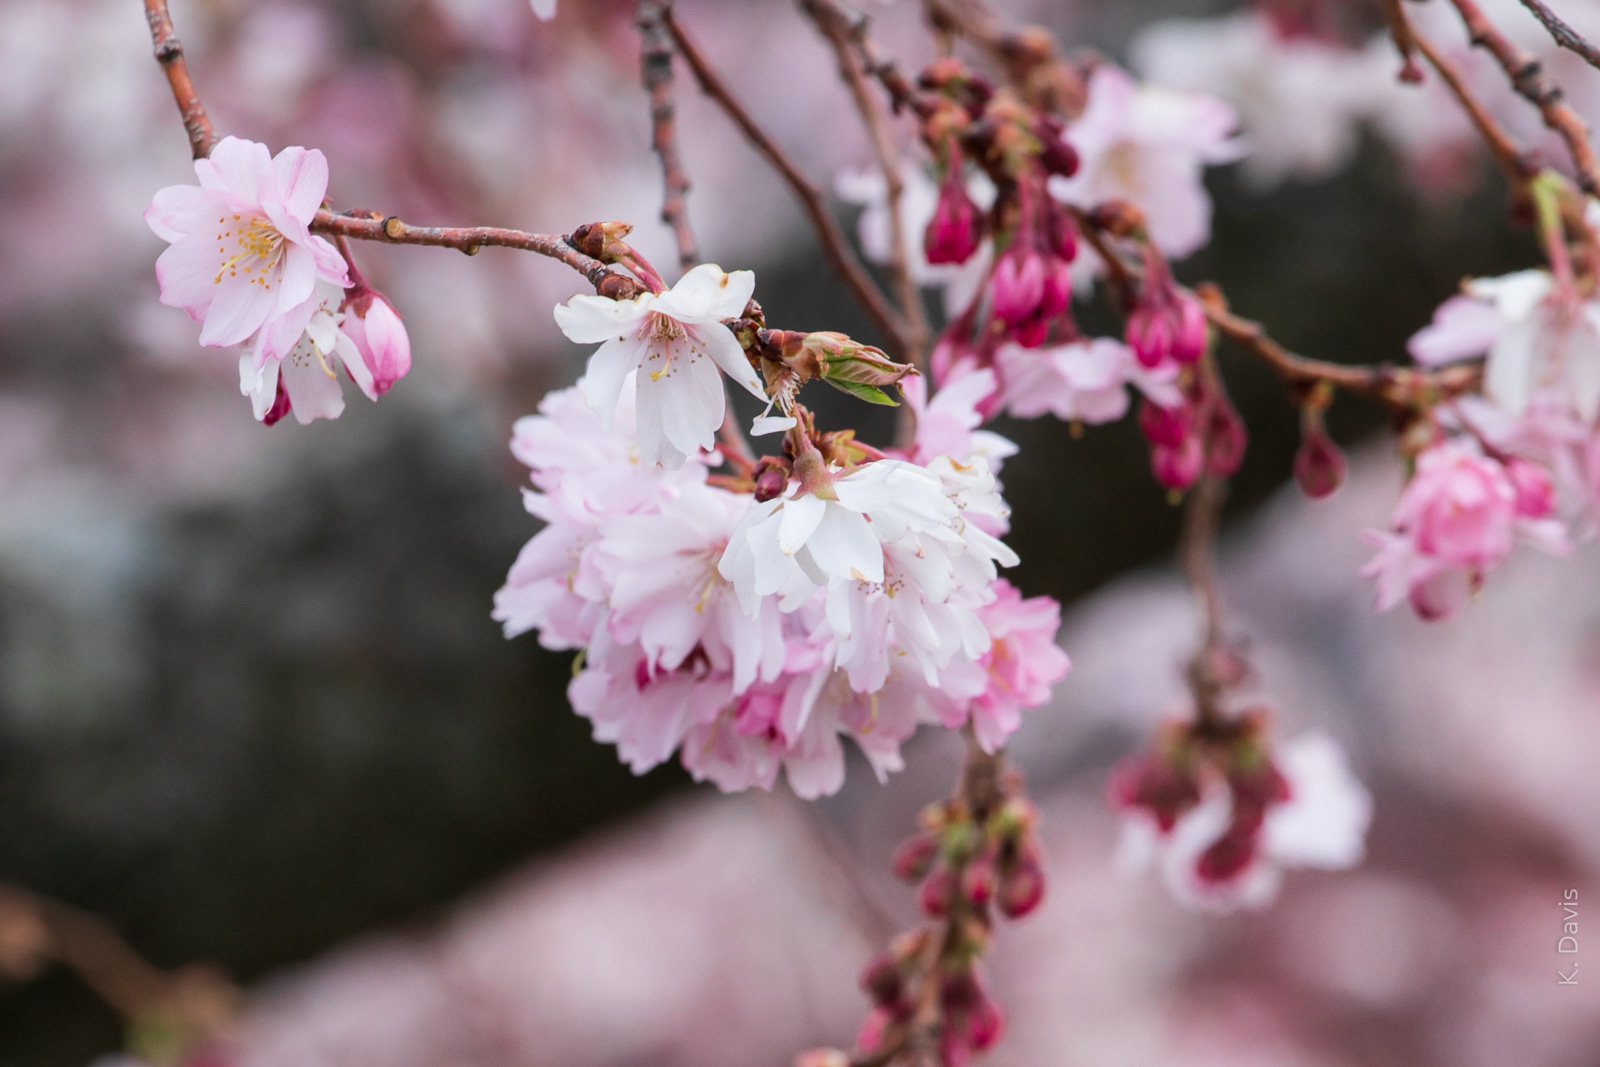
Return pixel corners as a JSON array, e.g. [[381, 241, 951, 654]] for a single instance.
[[1, 0, 1598, 1063]]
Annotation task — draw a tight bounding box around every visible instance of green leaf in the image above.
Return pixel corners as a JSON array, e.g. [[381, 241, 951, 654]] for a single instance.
[[825, 379, 899, 406]]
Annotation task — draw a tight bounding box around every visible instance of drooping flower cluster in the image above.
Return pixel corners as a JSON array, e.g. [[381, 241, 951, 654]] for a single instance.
[[1362, 437, 1568, 620], [493, 367, 1069, 798], [1110, 711, 1371, 911], [145, 136, 411, 424]]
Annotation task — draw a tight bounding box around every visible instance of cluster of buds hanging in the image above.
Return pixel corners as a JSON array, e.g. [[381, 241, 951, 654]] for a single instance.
[[915, 55, 1084, 378], [796, 766, 1044, 1067], [1136, 368, 1246, 493], [1109, 642, 1371, 910]]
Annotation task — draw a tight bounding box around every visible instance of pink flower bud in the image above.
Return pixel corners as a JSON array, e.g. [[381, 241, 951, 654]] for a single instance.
[[997, 848, 1046, 918], [1138, 399, 1191, 448], [925, 173, 983, 266], [859, 952, 904, 1007], [1205, 400, 1248, 477], [856, 1008, 894, 1055], [960, 850, 997, 905], [1171, 290, 1208, 364], [1506, 458, 1556, 518], [1293, 425, 1346, 499], [990, 247, 1044, 325], [342, 289, 412, 395], [1107, 750, 1201, 832], [1036, 115, 1079, 177], [891, 831, 939, 882], [1125, 303, 1171, 369], [1151, 435, 1203, 491], [919, 866, 957, 918]]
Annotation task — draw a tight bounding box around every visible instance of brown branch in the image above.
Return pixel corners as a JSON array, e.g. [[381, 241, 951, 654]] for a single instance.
[[637, 0, 699, 273], [1446, 0, 1600, 194], [665, 11, 912, 358], [1406, 21, 1537, 193], [801, 0, 931, 367], [143, 0, 217, 159], [1518, 0, 1600, 72], [310, 211, 641, 297], [0, 884, 235, 1037]]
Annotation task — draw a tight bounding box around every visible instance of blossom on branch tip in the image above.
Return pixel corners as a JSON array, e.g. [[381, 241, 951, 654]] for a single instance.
[[1410, 271, 1600, 423], [146, 136, 349, 359], [1362, 439, 1568, 620], [553, 263, 764, 469]]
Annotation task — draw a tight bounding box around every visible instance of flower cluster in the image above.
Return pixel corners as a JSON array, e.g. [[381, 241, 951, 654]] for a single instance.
[[492, 366, 1069, 798], [1362, 437, 1568, 620], [1110, 711, 1371, 911], [146, 137, 410, 424]]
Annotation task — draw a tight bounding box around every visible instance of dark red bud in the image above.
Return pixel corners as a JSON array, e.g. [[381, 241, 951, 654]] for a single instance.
[[997, 849, 1046, 918], [960, 851, 997, 906], [890, 831, 939, 882], [1293, 423, 1346, 499], [919, 866, 958, 918], [1151, 435, 1203, 491], [859, 952, 904, 1007], [1205, 400, 1248, 478], [1139, 399, 1191, 448]]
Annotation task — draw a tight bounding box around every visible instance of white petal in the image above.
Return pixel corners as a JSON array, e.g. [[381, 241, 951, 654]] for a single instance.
[[777, 494, 826, 556], [804, 506, 884, 583], [653, 264, 756, 322], [555, 294, 649, 344], [582, 339, 645, 429], [751, 415, 796, 436]]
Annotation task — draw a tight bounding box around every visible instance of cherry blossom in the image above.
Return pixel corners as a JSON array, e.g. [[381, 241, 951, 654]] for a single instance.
[[145, 136, 349, 359], [1049, 65, 1243, 263], [553, 263, 765, 469], [1115, 730, 1371, 911], [1132, 11, 1378, 188], [961, 580, 1071, 753], [1362, 439, 1568, 619], [237, 280, 376, 425], [1409, 271, 1600, 422], [996, 338, 1182, 425]]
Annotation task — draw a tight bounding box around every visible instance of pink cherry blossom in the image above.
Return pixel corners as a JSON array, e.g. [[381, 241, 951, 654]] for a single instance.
[[1361, 439, 1568, 619], [995, 338, 1183, 425], [899, 365, 1016, 470], [1409, 271, 1600, 422], [145, 136, 348, 360], [553, 263, 765, 469], [1049, 65, 1243, 263], [237, 280, 376, 426], [961, 580, 1071, 753]]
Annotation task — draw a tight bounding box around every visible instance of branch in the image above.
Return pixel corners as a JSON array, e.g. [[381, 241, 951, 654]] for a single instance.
[[665, 11, 912, 358], [1406, 19, 1537, 193], [310, 211, 642, 297], [637, 0, 700, 274], [1518, 0, 1600, 72], [1446, 0, 1600, 194], [143, 0, 217, 159], [801, 0, 931, 366]]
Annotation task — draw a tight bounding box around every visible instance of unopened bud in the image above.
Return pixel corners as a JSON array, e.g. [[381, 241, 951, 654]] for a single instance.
[[1139, 399, 1191, 448], [891, 831, 939, 882], [1293, 419, 1346, 500], [859, 952, 904, 1007], [926, 173, 984, 266], [1125, 302, 1172, 369], [1035, 115, 1079, 177], [751, 457, 792, 502], [997, 849, 1046, 918], [960, 850, 997, 906], [341, 287, 411, 396], [1205, 399, 1248, 477], [1151, 434, 1203, 491], [1171, 290, 1208, 364], [919, 866, 958, 917], [569, 220, 634, 261]]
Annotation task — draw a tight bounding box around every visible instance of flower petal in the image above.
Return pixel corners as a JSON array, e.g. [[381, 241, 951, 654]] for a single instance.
[[652, 264, 756, 323], [555, 294, 648, 344]]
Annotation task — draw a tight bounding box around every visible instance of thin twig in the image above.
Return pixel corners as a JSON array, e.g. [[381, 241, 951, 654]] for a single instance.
[[1517, 0, 1600, 72], [143, 0, 217, 159], [801, 0, 931, 367], [1406, 20, 1537, 192], [310, 211, 641, 297], [637, 0, 700, 273], [665, 10, 912, 357], [1446, 0, 1600, 194]]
